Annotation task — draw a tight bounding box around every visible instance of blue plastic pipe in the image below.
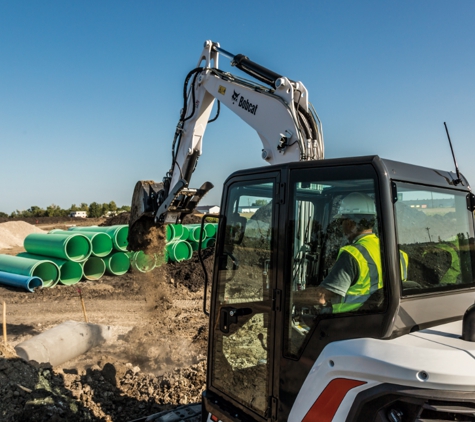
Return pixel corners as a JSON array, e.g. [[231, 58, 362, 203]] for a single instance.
[[0, 271, 43, 293]]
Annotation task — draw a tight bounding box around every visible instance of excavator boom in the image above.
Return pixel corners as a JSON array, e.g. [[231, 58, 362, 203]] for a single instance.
[[128, 41, 323, 242]]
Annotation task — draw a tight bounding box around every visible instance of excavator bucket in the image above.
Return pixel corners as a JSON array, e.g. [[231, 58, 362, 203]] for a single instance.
[[128, 180, 214, 251], [129, 180, 164, 228]]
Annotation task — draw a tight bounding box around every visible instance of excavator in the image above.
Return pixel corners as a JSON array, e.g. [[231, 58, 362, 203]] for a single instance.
[[129, 41, 475, 422]]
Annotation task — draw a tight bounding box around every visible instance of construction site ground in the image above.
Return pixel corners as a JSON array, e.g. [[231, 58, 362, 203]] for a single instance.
[[0, 216, 211, 422]]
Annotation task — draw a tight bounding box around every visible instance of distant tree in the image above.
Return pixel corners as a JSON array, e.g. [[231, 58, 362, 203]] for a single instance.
[[101, 203, 110, 216], [28, 206, 46, 217], [80, 203, 89, 211], [108, 201, 117, 212], [0, 212, 8, 218], [88, 202, 102, 218], [119, 205, 131, 212], [253, 199, 268, 206], [45, 204, 63, 217]]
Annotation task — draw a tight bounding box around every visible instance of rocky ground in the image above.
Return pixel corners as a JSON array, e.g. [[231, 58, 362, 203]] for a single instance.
[[0, 215, 212, 421]]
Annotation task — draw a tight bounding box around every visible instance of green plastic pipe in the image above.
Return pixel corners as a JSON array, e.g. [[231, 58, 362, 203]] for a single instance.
[[189, 241, 199, 252], [202, 237, 216, 249], [82, 257, 106, 281], [24, 233, 92, 263], [204, 223, 218, 238], [0, 271, 43, 293], [189, 237, 215, 251], [166, 224, 189, 242], [49, 230, 113, 257], [166, 240, 193, 262], [68, 225, 128, 251], [17, 253, 83, 286], [104, 252, 130, 275], [0, 254, 60, 288], [180, 225, 189, 240], [166, 225, 175, 242], [185, 224, 204, 242], [129, 251, 157, 273]]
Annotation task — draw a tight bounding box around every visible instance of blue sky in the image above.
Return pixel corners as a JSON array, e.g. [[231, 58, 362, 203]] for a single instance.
[[1, 1, 474, 214]]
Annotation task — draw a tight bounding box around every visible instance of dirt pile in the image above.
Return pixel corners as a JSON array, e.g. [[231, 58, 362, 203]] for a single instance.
[[0, 214, 214, 421], [0, 221, 45, 250], [0, 342, 206, 422]]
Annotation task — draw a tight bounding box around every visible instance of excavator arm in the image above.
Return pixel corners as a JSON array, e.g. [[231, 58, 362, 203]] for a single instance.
[[129, 40, 324, 232]]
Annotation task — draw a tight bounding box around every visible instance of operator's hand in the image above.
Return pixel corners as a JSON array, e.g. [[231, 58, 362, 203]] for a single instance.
[[293, 286, 338, 306]]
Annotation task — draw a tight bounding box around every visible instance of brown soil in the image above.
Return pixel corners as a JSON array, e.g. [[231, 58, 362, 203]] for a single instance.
[[0, 218, 213, 421]]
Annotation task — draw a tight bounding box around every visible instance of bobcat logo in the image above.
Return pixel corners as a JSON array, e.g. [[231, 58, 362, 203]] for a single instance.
[[232, 91, 240, 103]]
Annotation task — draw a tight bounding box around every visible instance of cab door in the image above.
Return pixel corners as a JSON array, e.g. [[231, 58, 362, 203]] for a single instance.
[[208, 175, 279, 420]]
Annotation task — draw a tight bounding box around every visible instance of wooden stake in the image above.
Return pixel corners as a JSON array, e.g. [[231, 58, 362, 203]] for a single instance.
[[77, 289, 89, 323], [3, 301, 7, 345]]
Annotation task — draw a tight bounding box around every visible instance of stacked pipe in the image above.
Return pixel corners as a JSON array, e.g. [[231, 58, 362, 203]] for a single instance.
[[165, 223, 217, 262], [0, 222, 217, 292], [0, 225, 125, 291]]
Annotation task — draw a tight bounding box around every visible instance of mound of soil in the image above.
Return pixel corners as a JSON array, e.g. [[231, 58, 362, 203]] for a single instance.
[[0, 221, 45, 249], [100, 213, 130, 227], [0, 343, 206, 422]]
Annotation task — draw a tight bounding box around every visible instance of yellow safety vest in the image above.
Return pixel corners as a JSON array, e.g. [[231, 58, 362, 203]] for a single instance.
[[332, 234, 383, 314], [400, 250, 409, 282], [423, 243, 460, 284]]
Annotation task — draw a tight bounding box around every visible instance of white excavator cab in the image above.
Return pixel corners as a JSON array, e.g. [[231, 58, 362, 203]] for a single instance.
[[202, 155, 475, 422]]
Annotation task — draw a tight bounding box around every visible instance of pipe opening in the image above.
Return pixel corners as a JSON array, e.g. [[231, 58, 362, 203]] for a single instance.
[[65, 235, 92, 262], [83, 257, 106, 281], [90, 233, 113, 257], [31, 261, 60, 288], [59, 261, 84, 285], [105, 252, 130, 275]]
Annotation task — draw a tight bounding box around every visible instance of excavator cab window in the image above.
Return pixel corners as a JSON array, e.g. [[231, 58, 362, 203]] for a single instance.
[[211, 178, 276, 417], [285, 165, 384, 356], [394, 182, 475, 294]]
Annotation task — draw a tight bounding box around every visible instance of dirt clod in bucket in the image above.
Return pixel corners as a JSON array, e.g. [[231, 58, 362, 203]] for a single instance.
[[127, 217, 167, 256]]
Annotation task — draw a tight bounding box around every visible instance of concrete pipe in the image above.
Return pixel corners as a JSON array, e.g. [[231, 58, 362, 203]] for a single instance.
[[24, 232, 92, 263], [68, 225, 128, 252], [104, 251, 130, 275], [49, 230, 113, 258], [0, 254, 60, 288], [17, 253, 83, 286], [0, 271, 43, 292], [15, 320, 112, 366], [82, 256, 106, 281]]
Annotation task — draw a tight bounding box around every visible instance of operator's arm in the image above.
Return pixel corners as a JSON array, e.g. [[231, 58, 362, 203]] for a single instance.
[[294, 251, 359, 305]]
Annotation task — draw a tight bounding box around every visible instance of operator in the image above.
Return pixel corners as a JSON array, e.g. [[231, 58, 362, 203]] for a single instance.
[[294, 192, 383, 313]]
